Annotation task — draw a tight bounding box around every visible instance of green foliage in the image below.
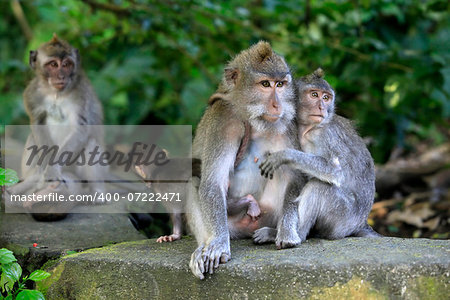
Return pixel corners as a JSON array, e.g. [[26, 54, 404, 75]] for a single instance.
[[0, 169, 19, 187], [0, 0, 448, 162], [0, 248, 50, 300]]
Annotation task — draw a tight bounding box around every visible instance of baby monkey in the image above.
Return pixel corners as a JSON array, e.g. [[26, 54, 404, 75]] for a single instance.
[[258, 68, 380, 243], [135, 158, 261, 243]]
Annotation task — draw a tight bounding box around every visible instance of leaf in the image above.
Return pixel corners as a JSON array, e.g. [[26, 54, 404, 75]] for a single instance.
[[0, 168, 19, 187], [1, 262, 22, 282], [1, 272, 14, 293], [0, 249, 16, 265], [28, 270, 51, 282], [16, 290, 45, 300]]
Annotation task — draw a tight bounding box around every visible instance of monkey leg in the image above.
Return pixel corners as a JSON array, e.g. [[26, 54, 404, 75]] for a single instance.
[[296, 180, 323, 242], [298, 179, 364, 241], [254, 199, 301, 247], [273, 179, 302, 249], [77, 138, 106, 198], [156, 213, 183, 243], [352, 224, 382, 238], [21, 134, 41, 179], [6, 173, 42, 197]]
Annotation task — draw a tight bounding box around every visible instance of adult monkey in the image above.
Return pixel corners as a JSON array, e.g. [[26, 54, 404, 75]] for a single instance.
[[188, 41, 303, 279], [7, 34, 105, 206], [259, 68, 381, 243]]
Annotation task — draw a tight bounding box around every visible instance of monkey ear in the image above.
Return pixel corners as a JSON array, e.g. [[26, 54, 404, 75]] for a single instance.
[[50, 33, 59, 43], [313, 68, 324, 78], [29, 50, 37, 69], [224, 68, 239, 86]]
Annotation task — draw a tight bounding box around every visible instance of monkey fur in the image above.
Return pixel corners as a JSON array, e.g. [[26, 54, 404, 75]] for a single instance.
[[134, 158, 261, 243], [187, 41, 304, 279], [7, 34, 106, 217], [259, 68, 381, 243]]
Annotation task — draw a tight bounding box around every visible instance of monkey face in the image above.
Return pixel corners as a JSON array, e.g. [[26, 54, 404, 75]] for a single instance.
[[247, 74, 294, 120], [255, 76, 290, 122], [300, 89, 334, 125], [240, 73, 295, 134], [43, 57, 75, 91]]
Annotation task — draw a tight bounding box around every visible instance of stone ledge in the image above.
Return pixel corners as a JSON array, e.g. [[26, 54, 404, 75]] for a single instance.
[[40, 237, 449, 299], [0, 212, 146, 271]]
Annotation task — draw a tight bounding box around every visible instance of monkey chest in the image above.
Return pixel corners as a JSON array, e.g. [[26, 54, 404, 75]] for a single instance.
[[43, 96, 78, 141], [229, 136, 289, 199]]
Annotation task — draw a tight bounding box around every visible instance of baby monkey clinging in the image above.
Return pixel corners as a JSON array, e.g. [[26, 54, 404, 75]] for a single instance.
[[258, 68, 381, 243]]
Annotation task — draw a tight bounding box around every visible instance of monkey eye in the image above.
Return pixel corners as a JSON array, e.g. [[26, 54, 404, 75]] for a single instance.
[[62, 61, 72, 68], [276, 81, 284, 87], [311, 92, 319, 98], [49, 61, 58, 68], [261, 81, 271, 88], [323, 95, 330, 101]]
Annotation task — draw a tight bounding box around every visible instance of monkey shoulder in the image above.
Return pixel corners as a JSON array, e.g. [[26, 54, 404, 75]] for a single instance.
[[72, 75, 103, 125], [330, 115, 374, 174], [198, 100, 246, 142], [329, 115, 366, 147], [23, 80, 41, 116]]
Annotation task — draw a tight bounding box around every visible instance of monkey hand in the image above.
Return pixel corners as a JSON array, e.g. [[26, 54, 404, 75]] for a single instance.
[[259, 150, 291, 179], [189, 235, 231, 279]]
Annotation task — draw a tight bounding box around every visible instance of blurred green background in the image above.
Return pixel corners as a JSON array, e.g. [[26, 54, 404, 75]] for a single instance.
[[1, 0, 449, 163]]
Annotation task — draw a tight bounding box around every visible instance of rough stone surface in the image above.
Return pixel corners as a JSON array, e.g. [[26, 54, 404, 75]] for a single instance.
[[0, 212, 146, 271], [39, 237, 449, 299]]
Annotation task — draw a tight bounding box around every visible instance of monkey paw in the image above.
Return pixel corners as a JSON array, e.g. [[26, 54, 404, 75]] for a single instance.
[[253, 227, 277, 244], [156, 234, 181, 243], [275, 227, 301, 250], [190, 245, 206, 280], [189, 237, 231, 279], [259, 152, 287, 179]]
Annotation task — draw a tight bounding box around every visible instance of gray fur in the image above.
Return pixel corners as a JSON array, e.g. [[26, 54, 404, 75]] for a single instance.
[[187, 41, 303, 279], [8, 35, 105, 203], [259, 73, 381, 243]]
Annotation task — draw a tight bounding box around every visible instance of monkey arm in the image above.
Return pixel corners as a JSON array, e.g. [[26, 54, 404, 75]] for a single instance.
[[57, 125, 91, 156], [260, 149, 343, 187], [197, 125, 242, 238], [190, 111, 244, 277]]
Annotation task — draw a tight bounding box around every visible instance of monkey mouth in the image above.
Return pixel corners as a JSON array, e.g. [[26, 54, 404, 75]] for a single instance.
[[53, 82, 66, 90], [309, 114, 324, 119], [262, 113, 282, 122]]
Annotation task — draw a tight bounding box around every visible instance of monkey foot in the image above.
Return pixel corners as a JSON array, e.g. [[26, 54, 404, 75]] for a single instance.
[[253, 227, 276, 244], [156, 234, 181, 243], [275, 227, 301, 250]]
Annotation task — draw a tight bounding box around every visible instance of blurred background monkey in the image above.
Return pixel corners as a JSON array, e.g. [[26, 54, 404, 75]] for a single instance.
[[6, 34, 106, 216]]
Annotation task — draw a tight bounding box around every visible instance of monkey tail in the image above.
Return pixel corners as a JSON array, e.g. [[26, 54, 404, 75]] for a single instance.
[[352, 223, 382, 238]]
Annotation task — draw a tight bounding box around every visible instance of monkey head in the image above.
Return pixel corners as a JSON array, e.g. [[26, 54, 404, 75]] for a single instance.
[[29, 33, 80, 92], [297, 68, 335, 126], [218, 41, 295, 133]]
